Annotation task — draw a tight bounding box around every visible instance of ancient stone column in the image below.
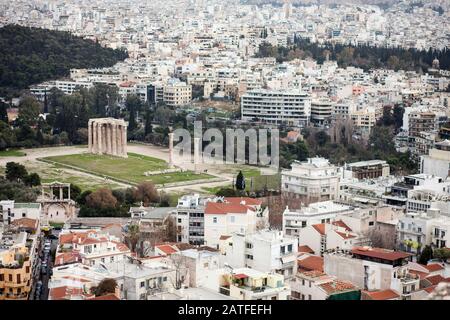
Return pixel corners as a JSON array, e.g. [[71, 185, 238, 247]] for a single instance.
[[88, 120, 92, 153], [106, 123, 112, 155], [168, 132, 174, 168], [97, 123, 103, 154], [112, 124, 118, 156], [122, 125, 127, 157], [194, 137, 200, 174], [92, 122, 98, 153]]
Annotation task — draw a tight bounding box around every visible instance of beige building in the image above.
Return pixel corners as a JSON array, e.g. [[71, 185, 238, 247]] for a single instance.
[[0, 231, 35, 300], [163, 79, 192, 107], [281, 158, 341, 205]]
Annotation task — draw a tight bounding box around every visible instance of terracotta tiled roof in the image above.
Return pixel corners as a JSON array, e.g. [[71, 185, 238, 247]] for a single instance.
[[332, 220, 352, 231], [351, 247, 412, 261], [424, 285, 437, 294], [224, 197, 262, 206], [298, 255, 324, 272], [409, 269, 429, 279], [319, 280, 356, 295], [335, 231, 356, 239], [220, 235, 232, 240], [298, 245, 314, 254], [156, 244, 178, 255], [425, 275, 446, 285], [10, 218, 38, 230], [312, 223, 325, 235], [205, 202, 250, 215], [49, 286, 89, 300], [363, 289, 400, 300], [55, 252, 81, 266], [424, 263, 444, 272]]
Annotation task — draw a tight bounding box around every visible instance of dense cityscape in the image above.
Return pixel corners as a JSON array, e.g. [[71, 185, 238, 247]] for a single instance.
[[0, 0, 449, 303]]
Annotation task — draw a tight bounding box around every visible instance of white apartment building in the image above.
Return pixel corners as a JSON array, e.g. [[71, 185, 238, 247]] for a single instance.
[[291, 271, 360, 300], [310, 98, 334, 125], [204, 267, 291, 300], [55, 229, 131, 267], [204, 197, 266, 249], [225, 230, 298, 279], [324, 247, 418, 300], [175, 194, 207, 245], [420, 146, 450, 179], [282, 201, 353, 238], [281, 158, 341, 205], [0, 201, 41, 225], [298, 222, 358, 257], [241, 89, 311, 127]]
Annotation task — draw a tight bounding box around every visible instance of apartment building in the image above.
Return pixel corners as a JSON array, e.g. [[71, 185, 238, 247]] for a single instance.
[[225, 230, 298, 279], [55, 229, 131, 267], [282, 201, 353, 238], [291, 270, 360, 300], [0, 201, 41, 225], [163, 78, 192, 107], [281, 158, 341, 205], [324, 247, 417, 299], [343, 160, 390, 180], [408, 112, 436, 138], [420, 143, 450, 179], [0, 230, 36, 300], [310, 98, 334, 126], [175, 194, 207, 245], [241, 89, 311, 127], [204, 197, 267, 249], [205, 267, 291, 300]]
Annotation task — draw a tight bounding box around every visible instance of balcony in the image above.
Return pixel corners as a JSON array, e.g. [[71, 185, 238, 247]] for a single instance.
[[219, 286, 230, 296]]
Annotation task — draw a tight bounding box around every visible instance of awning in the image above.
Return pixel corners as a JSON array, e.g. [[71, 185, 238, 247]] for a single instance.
[[233, 273, 249, 279]]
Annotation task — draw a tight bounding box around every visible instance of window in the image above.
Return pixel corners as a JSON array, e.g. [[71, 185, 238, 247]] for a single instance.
[[308, 295, 312, 300], [178, 219, 182, 223], [302, 221, 306, 228], [369, 221, 374, 226], [213, 217, 217, 223], [230, 216, 235, 223], [287, 244, 293, 253], [280, 246, 286, 255], [140, 281, 145, 288], [302, 279, 305, 286]]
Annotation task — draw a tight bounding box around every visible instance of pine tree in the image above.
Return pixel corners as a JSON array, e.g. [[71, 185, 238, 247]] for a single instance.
[[418, 245, 433, 265], [235, 170, 246, 191], [144, 109, 153, 136]]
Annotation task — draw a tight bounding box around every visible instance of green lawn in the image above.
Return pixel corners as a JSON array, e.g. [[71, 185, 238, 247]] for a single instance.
[[0, 149, 26, 157], [41, 152, 213, 185]]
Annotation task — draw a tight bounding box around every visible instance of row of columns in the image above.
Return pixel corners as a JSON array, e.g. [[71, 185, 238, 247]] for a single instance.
[[88, 120, 127, 158]]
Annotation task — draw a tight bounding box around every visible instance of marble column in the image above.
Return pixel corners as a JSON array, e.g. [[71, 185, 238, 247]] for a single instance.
[[194, 137, 200, 174], [168, 132, 174, 168], [97, 123, 103, 154], [112, 124, 118, 156], [122, 125, 127, 157], [88, 121, 92, 153], [106, 123, 112, 155], [92, 122, 97, 153]]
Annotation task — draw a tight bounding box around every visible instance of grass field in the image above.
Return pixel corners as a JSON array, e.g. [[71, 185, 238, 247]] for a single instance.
[[41, 152, 213, 185], [0, 149, 26, 157]]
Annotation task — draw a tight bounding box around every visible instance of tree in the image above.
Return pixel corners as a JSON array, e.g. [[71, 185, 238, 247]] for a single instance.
[[24, 173, 41, 187], [0, 101, 8, 122], [94, 278, 117, 297], [418, 245, 433, 265], [5, 162, 28, 182], [124, 223, 140, 253], [17, 95, 41, 127], [144, 109, 153, 136], [235, 171, 246, 190], [433, 248, 450, 261], [133, 182, 159, 206], [85, 188, 117, 209], [76, 190, 92, 206], [216, 188, 239, 197]]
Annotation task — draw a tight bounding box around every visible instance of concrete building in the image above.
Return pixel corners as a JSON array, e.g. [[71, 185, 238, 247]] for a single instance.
[[204, 267, 291, 300], [343, 160, 390, 180], [241, 89, 311, 127], [225, 230, 298, 279], [0, 201, 41, 225], [283, 201, 353, 238], [204, 197, 267, 249], [281, 158, 341, 204], [175, 194, 207, 245], [420, 143, 450, 179], [163, 78, 192, 107], [291, 270, 360, 300]]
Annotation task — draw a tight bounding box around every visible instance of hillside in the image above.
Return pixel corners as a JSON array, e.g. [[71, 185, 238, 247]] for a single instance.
[[0, 24, 128, 97]]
